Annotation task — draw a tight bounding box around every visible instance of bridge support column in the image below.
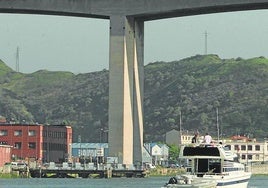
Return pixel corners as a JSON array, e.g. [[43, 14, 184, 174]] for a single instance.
[[108, 15, 144, 166]]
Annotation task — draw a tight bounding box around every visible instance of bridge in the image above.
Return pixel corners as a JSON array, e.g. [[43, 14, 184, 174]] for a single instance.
[[1, 0, 268, 166]]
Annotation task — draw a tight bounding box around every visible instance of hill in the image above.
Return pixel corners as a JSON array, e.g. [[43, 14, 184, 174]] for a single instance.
[[0, 55, 267, 142]]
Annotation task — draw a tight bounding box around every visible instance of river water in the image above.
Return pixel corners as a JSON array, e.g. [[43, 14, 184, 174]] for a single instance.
[[0, 176, 266, 188]]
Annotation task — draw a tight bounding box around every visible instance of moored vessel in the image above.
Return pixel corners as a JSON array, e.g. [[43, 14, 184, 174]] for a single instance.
[[163, 143, 251, 188]]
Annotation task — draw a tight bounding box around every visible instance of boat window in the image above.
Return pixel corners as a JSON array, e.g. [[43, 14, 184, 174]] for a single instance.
[[196, 159, 221, 174], [224, 145, 231, 150], [223, 167, 244, 172], [208, 159, 221, 174], [183, 147, 220, 156]]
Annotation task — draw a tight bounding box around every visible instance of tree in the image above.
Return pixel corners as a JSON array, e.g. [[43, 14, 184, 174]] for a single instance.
[[168, 144, 180, 162]]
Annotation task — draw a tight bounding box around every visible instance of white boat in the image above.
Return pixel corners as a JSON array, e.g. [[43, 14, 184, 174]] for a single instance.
[[165, 143, 251, 188], [162, 175, 217, 188]]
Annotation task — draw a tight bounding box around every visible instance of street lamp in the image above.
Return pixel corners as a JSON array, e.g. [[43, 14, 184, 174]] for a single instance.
[[263, 138, 267, 163], [78, 135, 81, 157], [98, 128, 104, 165], [99, 128, 103, 143], [98, 128, 108, 166]]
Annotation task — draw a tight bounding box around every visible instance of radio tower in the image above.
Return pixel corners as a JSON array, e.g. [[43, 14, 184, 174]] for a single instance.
[[16, 47, 20, 72]]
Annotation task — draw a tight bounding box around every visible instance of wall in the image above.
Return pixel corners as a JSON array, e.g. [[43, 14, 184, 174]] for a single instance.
[[0, 145, 11, 167]]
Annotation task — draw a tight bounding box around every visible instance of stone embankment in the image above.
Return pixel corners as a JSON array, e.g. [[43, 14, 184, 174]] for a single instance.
[[251, 163, 268, 174]]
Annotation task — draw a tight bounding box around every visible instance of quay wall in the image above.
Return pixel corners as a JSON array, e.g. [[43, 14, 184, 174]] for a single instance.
[[251, 164, 268, 174]]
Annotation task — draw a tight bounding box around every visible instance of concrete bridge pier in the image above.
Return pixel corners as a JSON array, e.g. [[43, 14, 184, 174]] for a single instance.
[[108, 16, 144, 166]]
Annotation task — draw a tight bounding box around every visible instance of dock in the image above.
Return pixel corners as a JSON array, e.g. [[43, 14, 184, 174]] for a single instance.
[[29, 168, 147, 178]]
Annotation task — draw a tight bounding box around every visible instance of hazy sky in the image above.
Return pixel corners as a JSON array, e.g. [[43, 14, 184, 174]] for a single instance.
[[0, 10, 268, 74]]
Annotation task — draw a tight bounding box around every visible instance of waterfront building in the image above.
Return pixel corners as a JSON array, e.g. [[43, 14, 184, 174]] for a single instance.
[[72, 143, 153, 167], [72, 143, 109, 158], [0, 123, 72, 163], [144, 143, 169, 166], [165, 129, 195, 146], [224, 135, 268, 164]]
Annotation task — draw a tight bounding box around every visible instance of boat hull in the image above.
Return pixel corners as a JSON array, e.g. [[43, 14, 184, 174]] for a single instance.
[[203, 172, 251, 188], [163, 183, 217, 188], [162, 176, 217, 188]]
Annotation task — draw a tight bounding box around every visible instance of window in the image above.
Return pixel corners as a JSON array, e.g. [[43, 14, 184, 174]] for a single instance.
[[248, 145, 252, 151], [0, 141, 8, 145], [256, 154, 259, 160], [28, 142, 36, 149], [241, 154, 246, 159], [241, 145, 246, 151], [14, 142, 22, 149], [255, 145, 260, 151], [248, 155, 252, 160], [28, 130, 36, 136], [14, 130, 22, 136], [234, 145, 240, 151], [0, 130, 8, 136]]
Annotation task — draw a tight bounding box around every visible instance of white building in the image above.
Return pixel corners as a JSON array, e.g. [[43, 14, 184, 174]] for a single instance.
[[72, 143, 153, 166], [224, 136, 268, 164], [144, 143, 169, 166]]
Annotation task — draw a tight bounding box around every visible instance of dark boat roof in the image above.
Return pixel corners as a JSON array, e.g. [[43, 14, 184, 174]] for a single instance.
[[179, 144, 236, 160]]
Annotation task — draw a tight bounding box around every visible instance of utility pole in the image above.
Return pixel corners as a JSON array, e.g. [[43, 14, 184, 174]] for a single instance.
[[216, 107, 219, 142], [179, 110, 182, 145], [204, 31, 208, 55], [16, 47, 20, 72]]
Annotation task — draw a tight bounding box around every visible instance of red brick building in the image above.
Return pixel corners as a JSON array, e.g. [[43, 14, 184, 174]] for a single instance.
[[0, 145, 11, 167], [0, 123, 72, 163]]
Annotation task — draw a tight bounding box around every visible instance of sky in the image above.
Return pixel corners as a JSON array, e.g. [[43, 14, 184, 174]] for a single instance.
[[0, 10, 268, 74]]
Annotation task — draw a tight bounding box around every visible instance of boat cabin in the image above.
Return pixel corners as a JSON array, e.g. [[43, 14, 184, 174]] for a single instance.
[[179, 144, 242, 177]]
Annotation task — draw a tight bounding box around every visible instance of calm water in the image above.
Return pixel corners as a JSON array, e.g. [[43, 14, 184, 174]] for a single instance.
[[0, 176, 266, 188]]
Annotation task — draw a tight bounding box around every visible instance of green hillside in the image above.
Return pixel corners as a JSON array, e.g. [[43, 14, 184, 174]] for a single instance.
[[0, 55, 267, 142]]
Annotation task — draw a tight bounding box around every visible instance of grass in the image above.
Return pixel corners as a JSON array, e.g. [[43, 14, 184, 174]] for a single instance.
[[148, 167, 186, 177], [0, 172, 20, 178]]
